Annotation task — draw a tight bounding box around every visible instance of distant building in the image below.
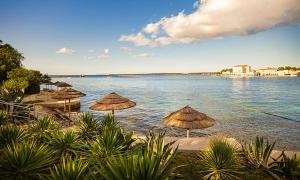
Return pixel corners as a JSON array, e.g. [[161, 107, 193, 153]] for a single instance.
[[232, 65, 254, 76], [257, 67, 277, 76], [277, 69, 300, 76]]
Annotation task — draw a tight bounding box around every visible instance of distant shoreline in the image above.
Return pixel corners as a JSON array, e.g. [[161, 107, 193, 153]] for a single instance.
[[49, 72, 221, 78]]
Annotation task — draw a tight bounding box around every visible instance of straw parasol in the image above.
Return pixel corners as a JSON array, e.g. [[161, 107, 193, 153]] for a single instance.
[[89, 92, 136, 116], [163, 105, 215, 138], [45, 81, 56, 89], [55, 81, 72, 89], [52, 88, 86, 114]]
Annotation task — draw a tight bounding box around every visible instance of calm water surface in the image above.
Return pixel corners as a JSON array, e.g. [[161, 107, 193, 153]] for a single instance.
[[53, 75, 300, 150]]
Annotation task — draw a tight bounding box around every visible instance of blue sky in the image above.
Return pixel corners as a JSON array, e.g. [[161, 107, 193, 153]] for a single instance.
[[1, 0, 300, 74]]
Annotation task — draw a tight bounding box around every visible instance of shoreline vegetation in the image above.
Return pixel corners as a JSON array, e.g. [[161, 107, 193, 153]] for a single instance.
[[1, 40, 300, 179], [0, 112, 299, 179]]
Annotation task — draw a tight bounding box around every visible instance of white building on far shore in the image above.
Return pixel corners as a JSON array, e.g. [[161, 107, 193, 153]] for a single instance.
[[232, 65, 254, 76], [257, 67, 277, 76]]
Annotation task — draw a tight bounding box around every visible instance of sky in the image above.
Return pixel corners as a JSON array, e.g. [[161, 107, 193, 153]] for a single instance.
[[0, 0, 300, 75]]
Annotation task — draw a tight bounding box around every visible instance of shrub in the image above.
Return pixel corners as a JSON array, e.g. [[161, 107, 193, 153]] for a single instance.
[[242, 137, 275, 169], [48, 157, 89, 180], [49, 131, 83, 158], [87, 126, 135, 163], [30, 116, 58, 143], [272, 151, 300, 179], [0, 110, 9, 125], [0, 141, 55, 179], [98, 131, 179, 180], [0, 125, 27, 149], [78, 112, 100, 140], [198, 137, 243, 180]]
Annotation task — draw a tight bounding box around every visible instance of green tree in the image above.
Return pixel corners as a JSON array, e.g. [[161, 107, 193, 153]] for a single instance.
[[0, 40, 24, 82], [7, 67, 50, 94], [0, 78, 28, 103]]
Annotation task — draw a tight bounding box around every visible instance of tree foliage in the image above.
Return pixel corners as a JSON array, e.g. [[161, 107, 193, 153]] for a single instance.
[[0, 41, 24, 82]]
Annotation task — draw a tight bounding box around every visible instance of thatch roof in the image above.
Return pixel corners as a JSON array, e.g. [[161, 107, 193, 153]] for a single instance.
[[45, 82, 56, 85], [55, 81, 72, 87], [163, 106, 215, 129], [89, 92, 136, 111], [52, 88, 86, 99]]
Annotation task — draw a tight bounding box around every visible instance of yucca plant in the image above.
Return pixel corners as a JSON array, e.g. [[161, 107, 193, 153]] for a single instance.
[[99, 113, 118, 131], [87, 125, 135, 162], [271, 151, 300, 179], [98, 131, 179, 180], [77, 112, 100, 140], [49, 131, 83, 158], [0, 125, 27, 149], [0, 141, 55, 179], [30, 116, 58, 143], [48, 157, 89, 180], [198, 137, 243, 180], [0, 110, 9, 125], [242, 137, 275, 169]]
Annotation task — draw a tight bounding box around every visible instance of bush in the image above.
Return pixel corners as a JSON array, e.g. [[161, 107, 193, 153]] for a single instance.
[[49, 131, 83, 158], [78, 112, 100, 140], [98, 131, 179, 180], [30, 116, 58, 143], [198, 137, 243, 179], [0, 141, 55, 179], [272, 151, 300, 179], [48, 157, 89, 180], [0, 110, 9, 125], [0, 125, 27, 149]]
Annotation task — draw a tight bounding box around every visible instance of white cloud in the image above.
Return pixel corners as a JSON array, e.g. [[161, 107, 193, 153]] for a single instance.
[[97, 48, 110, 59], [119, 32, 151, 46], [88, 49, 95, 53], [56, 47, 75, 55], [120, 0, 300, 46], [135, 53, 153, 58]]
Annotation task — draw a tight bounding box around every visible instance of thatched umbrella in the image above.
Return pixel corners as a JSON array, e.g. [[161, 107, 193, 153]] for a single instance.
[[52, 88, 86, 114], [45, 82, 56, 90], [55, 81, 72, 90], [163, 105, 215, 138], [89, 92, 136, 116]]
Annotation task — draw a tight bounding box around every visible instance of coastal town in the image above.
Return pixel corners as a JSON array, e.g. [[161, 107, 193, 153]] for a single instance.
[[221, 65, 300, 77]]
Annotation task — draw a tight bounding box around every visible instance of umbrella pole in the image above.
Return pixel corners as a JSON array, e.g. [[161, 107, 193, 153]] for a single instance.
[[112, 109, 115, 118], [187, 129, 190, 138], [68, 99, 71, 118], [64, 99, 66, 112]]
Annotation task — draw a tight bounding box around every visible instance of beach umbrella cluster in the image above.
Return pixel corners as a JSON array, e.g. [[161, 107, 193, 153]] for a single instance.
[[46, 80, 216, 138]]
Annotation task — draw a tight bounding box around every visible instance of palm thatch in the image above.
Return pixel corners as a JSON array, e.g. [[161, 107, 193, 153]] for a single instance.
[[55, 81, 72, 88], [52, 88, 86, 100], [163, 106, 215, 138], [52, 88, 86, 113], [89, 92, 136, 113]]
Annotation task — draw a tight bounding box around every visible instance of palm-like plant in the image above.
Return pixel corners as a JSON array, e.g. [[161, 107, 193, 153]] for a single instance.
[[0, 110, 9, 125], [48, 157, 89, 180], [30, 116, 57, 142], [98, 131, 179, 180], [87, 125, 135, 162], [0, 141, 55, 179], [0, 125, 27, 148], [242, 137, 275, 169], [198, 137, 243, 180], [77, 112, 100, 140], [272, 151, 300, 179], [49, 131, 83, 157]]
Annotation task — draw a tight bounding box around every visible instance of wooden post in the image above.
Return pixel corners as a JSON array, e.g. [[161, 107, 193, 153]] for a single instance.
[[64, 99, 66, 112], [112, 109, 115, 118], [186, 129, 190, 138], [68, 99, 71, 118]]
